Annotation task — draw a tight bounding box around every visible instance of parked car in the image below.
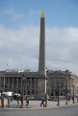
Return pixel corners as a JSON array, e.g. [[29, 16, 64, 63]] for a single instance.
[[13, 93, 20, 100]]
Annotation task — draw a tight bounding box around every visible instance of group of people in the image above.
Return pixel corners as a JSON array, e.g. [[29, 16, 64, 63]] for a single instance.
[[16, 95, 30, 107], [16, 95, 45, 107], [12, 95, 76, 108]]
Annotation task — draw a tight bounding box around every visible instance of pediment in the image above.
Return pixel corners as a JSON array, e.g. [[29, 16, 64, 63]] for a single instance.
[[49, 71, 66, 76]]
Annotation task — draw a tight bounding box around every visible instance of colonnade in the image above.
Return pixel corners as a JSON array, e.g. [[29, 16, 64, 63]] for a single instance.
[[0, 77, 38, 95]]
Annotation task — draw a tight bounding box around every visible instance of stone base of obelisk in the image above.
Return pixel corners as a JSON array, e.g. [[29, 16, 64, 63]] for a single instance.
[[33, 77, 48, 99], [38, 77, 47, 94]]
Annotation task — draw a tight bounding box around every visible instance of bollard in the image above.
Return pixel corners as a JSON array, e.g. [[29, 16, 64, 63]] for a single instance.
[[8, 97, 10, 108], [1, 98, 4, 108]]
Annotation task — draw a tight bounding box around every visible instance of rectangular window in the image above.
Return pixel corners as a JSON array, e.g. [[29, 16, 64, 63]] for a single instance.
[[61, 84, 63, 89], [61, 78, 64, 82], [51, 84, 54, 89], [56, 78, 59, 82]]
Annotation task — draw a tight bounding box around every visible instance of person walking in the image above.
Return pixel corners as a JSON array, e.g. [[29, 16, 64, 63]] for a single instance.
[[26, 96, 29, 107], [11, 96, 13, 102], [40, 97, 45, 107], [17, 95, 20, 105]]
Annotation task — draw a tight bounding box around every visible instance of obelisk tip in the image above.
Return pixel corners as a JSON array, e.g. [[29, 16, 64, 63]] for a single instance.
[[41, 10, 45, 18]]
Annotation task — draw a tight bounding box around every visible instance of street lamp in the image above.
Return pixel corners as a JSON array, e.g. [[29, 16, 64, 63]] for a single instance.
[[64, 84, 69, 105], [57, 81, 60, 106], [73, 85, 75, 104], [20, 74, 26, 108]]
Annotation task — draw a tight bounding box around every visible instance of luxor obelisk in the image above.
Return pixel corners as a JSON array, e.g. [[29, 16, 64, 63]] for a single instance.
[[38, 11, 47, 94]]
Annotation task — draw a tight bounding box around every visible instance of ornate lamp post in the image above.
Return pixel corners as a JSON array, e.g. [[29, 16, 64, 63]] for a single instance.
[[57, 81, 60, 106], [20, 74, 26, 108], [73, 85, 75, 104], [64, 84, 69, 105]]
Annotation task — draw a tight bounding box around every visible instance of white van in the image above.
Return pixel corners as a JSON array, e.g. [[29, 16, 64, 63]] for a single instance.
[[2, 91, 13, 98]]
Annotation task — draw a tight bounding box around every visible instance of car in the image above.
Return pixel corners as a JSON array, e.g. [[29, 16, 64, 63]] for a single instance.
[[13, 93, 20, 100]]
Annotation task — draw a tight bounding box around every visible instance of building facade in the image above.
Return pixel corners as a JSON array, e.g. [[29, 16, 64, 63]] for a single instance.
[[47, 69, 78, 97], [0, 70, 39, 95], [0, 69, 78, 97]]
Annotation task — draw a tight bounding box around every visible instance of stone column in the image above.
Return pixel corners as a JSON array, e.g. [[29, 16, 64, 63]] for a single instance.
[[36, 78, 38, 91], [16, 78, 18, 93], [25, 79, 27, 89], [17, 78, 18, 86], [34, 79, 36, 89], [31, 78, 32, 89], [19, 78, 20, 88], [53, 90, 55, 96], [26, 79, 28, 95], [30, 90, 31, 96], [0, 77, 1, 87], [8, 78, 10, 88], [4, 77, 5, 88], [21, 90, 22, 95], [21, 79, 22, 89], [28, 79, 30, 89], [12, 78, 14, 89]]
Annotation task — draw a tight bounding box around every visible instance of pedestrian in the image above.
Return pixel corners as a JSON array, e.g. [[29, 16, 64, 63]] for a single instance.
[[20, 96, 22, 106], [40, 97, 45, 107], [17, 95, 19, 105], [11, 96, 13, 102], [26, 96, 29, 107], [72, 96, 74, 102]]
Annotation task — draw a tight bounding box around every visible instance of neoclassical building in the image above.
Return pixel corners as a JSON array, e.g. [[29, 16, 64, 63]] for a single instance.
[[0, 69, 78, 97], [0, 70, 39, 95], [47, 69, 78, 97]]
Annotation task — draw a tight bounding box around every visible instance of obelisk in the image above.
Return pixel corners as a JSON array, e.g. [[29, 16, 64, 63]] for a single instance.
[[39, 10, 46, 76], [38, 11, 46, 94]]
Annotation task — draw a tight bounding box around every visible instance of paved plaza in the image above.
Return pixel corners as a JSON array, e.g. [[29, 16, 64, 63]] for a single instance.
[[0, 99, 78, 116], [0, 99, 78, 110]]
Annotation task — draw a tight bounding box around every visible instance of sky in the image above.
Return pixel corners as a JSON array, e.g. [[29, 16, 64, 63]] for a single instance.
[[0, 0, 78, 75]]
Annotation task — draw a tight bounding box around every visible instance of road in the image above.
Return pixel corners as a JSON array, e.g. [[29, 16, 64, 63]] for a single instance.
[[0, 104, 78, 116]]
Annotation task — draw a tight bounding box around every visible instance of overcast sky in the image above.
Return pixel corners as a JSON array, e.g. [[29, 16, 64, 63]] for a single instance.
[[0, 0, 78, 75]]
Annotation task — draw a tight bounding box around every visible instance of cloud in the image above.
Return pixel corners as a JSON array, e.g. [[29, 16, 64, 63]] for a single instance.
[[3, 7, 23, 21], [30, 10, 34, 16], [46, 27, 78, 74], [29, 9, 41, 16], [0, 24, 78, 75], [3, 7, 14, 14]]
